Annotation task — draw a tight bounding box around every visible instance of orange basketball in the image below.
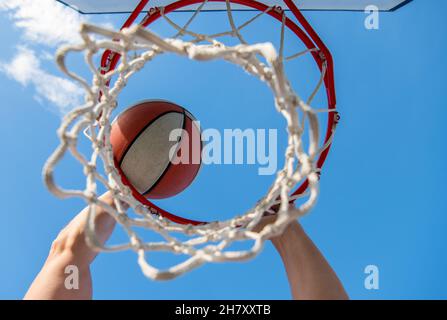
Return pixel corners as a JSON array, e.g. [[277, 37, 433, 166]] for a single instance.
[[110, 100, 202, 199]]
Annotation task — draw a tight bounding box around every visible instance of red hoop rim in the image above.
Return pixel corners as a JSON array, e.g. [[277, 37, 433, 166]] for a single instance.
[[101, 0, 337, 225]]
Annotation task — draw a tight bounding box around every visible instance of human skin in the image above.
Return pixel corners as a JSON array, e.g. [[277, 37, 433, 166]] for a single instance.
[[24, 193, 347, 300], [24, 192, 116, 300], [270, 221, 348, 299]]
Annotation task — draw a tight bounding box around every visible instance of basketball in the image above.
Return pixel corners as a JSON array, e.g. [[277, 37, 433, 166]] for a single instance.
[[110, 100, 202, 199]]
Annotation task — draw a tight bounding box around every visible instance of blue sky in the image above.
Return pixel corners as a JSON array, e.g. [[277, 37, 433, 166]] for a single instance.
[[0, 0, 446, 299]]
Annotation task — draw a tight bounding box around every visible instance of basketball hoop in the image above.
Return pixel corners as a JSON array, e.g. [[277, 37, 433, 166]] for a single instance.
[[44, 0, 338, 280]]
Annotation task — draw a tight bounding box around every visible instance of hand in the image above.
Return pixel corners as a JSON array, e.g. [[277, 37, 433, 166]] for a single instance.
[[24, 192, 117, 300], [48, 192, 117, 267]]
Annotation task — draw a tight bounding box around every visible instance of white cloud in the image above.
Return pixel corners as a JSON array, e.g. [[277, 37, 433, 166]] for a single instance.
[[0, 47, 83, 114], [0, 0, 91, 113], [0, 0, 86, 47]]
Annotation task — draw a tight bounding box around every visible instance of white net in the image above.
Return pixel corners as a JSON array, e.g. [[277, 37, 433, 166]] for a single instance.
[[44, 1, 337, 280]]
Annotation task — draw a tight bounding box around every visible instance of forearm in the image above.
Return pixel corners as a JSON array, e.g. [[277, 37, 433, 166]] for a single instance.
[[272, 221, 348, 300], [24, 252, 93, 300]]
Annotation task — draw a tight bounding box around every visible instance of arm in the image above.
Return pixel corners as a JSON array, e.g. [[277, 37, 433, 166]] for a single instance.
[[271, 221, 348, 300], [24, 192, 116, 300]]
